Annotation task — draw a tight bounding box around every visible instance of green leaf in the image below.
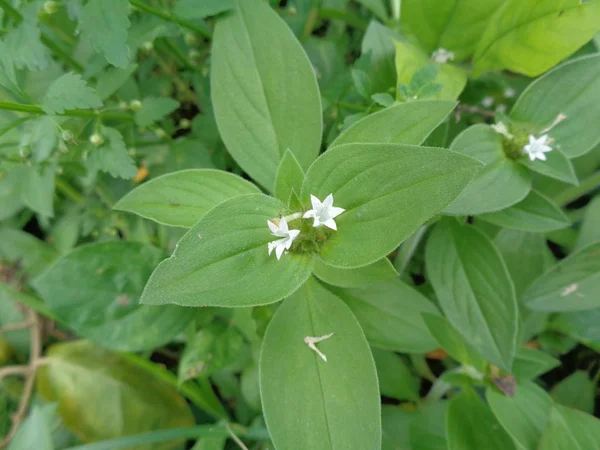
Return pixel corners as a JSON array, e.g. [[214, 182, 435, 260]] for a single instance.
[[0, 228, 58, 277], [81, 0, 131, 68], [28, 116, 59, 162], [357, 0, 389, 20], [301, 143, 481, 268], [520, 147, 578, 184], [211, 0, 322, 190], [33, 242, 194, 352], [94, 64, 138, 100], [4, 3, 51, 71], [523, 241, 600, 312], [444, 125, 531, 215], [512, 347, 560, 380], [0, 169, 23, 220], [479, 190, 570, 232], [179, 323, 244, 383], [273, 150, 305, 204], [372, 347, 419, 401], [331, 100, 456, 147], [0, 41, 19, 93], [360, 21, 400, 95], [114, 169, 260, 228], [87, 127, 137, 179], [577, 196, 600, 249], [486, 381, 553, 450], [313, 257, 397, 288], [400, 0, 505, 60], [539, 405, 600, 450], [395, 40, 467, 101], [446, 389, 517, 450], [42, 73, 103, 115], [8, 404, 56, 450], [382, 406, 414, 450], [259, 278, 381, 450], [551, 371, 596, 414], [473, 0, 600, 77], [140, 194, 314, 307], [135, 97, 180, 127], [330, 280, 441, 353], [550, 307, 600, 344], [511, 54, 600, 158], [19, 165, 56, 217], [174, 0, 233, 19], [426, 219, 519, 371], [37, 341, 194, 449], [422, 313, 486, 371], [410, 401, 448, 450]]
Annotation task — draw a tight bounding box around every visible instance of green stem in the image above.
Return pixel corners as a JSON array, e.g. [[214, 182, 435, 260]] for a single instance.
[[55, 178, 84, 204], [554, 171, 600, 206], [0, 0, 83, 72], [0, 101, 133, 121], [317, 8, 369, 30], [129, 0, 212, 39]]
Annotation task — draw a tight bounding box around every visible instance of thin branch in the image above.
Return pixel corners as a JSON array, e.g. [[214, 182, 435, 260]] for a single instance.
[[0, 365, 28, 379], [0, 321, 33, 333], [226, 423, 249, 450], [455, 104, 496, 122]]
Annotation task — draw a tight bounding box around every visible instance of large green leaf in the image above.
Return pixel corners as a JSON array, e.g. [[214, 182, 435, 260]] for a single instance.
[[259, 278, 381, 450], [577, 196, 600, 249], [550, 307, 600, 344], [301, 143, 481, 268], [114, 169, 260, 228], [426, 219, 519, 371], [479, 190, 570, 232], [519, 147, 577, 185], [539, 405, 600, 450], [523, 241, 600, 312], [372, 348, 419, 401], [211, 0, 322, 190], [140, 194, 313, 307], [37, 341, 194, 449], [331, 100, 456, 147], [313, 257, 397, 288], [511, 54, 600, 158], [444, 124, 531, 215], [487, 381, 553, 450], [382, 406, 414, 450], [360, 21, 400, 95], [446, 389, 516, 450], [33, 242, 193, 352], [330, 280, 440, 353], [473, 0, 600, 77], [410, 402, 448, 450], [552, 371, 596, 414], [400, 0, 504, 60], [512, 347, 560, 381]]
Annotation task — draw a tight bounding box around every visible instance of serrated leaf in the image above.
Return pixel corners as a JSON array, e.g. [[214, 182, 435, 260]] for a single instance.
[[19, 165, 56, 217], [135, 97, 180, 127], [259, 278, 381, 450], [33, 242, 193, 352], [4, 3, 51, 71], [331, 100, 456, 147], [479, 189, 570, 232], [115, 169, 260, 227], [301, 143, 481, 268], [524, 241, 600, 312], [473, 0, 600, 77], [81, 0, 131, 68], [87, 127, 136, 179], [511, 54, 600, 159], [42, 73, 103, 115], [140, 194, 314, 307], [426, 219, 519, 371], [211, 0, 322, 190]]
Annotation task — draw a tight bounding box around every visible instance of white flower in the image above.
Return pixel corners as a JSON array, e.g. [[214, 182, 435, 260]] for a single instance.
[[431, 48, 455, 64], [267, 217, 300, 260], [491, 122, 514, 139], [523, 134, 553, 161], [504, 87, 516, 98], [481, 96, 494, 108], [303, 194, 345, 230]]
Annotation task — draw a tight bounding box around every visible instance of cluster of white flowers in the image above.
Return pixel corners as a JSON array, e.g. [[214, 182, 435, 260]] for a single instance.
[[267, 194, 345, 260]]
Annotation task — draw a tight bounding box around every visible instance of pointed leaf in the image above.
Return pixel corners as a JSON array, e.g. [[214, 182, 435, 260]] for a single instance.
[[211, 0, 322, 190], [313, 257, 397, 288], [259, 278, 381, 450], [42, 73, 103, 115], [539, 405, 600, 450], [274, 150, 305, 204], [301, 143, 481, 268], [426, 219, 519, 371], [140, 194, 314, 307], [114, 169, 260, 228]]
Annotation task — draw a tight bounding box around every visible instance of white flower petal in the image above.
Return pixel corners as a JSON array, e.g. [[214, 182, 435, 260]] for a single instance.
[[267, 220, 279, 235], [310, 194, 321, 210], [323, 219, 337, 230], [275, 244, 285, 260], [329, 206, 345, 219], [323, 194, 334, 208]]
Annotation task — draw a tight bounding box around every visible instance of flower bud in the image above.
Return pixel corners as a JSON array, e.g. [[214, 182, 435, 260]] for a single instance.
[[130, 99, 143, 111], [90, 133, 104, 147]]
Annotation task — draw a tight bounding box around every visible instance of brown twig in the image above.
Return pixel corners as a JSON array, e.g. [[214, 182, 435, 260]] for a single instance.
[[0, 309, 42, 449], [0, 321, 33, 332], [455, 104, 496, 122], [226, 423, 249, 450]]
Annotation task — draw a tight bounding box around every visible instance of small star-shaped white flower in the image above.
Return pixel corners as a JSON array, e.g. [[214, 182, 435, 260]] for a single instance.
[[523, 134, 553, 161], [303, 194, 345, 230], [267, 217, 300, 260], [431, 48, 455, 64]]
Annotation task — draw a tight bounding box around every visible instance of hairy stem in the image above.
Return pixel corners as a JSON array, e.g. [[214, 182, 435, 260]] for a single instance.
[[0, 101, 133, 121]]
